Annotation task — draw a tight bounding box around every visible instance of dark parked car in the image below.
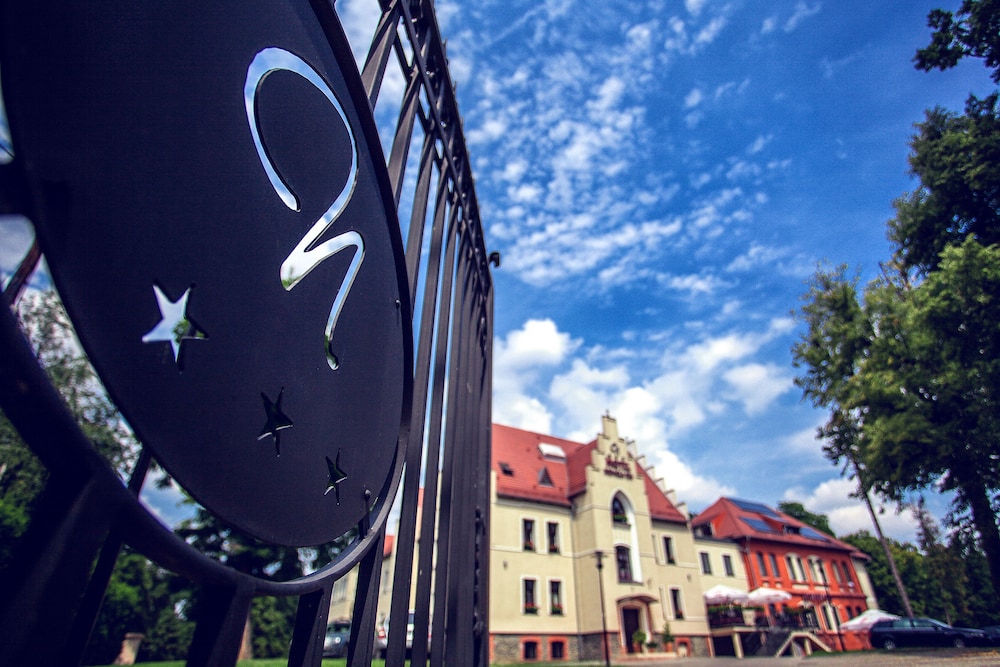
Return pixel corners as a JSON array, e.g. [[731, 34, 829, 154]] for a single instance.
[[869, 617, 989, 650], [982, 625, 1000, 645], [323, 619, 352, 658]]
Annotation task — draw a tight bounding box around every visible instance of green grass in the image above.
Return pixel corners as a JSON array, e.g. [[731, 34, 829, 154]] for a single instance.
[[112, 664, 327, 667]]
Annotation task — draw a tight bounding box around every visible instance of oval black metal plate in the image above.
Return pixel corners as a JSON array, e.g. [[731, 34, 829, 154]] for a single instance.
[[0, 1, 412, 546]]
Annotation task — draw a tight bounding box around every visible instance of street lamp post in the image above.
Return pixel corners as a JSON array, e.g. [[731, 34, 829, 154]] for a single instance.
[[594, 551, 611, 667]]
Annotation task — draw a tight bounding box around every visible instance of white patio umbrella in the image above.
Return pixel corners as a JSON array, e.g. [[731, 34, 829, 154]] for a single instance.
[[747, 586, 792, 605], [702, 584, 749, 605], [840, 609, 900, 632]]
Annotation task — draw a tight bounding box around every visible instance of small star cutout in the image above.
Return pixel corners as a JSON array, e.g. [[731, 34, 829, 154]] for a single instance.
[[325, 450, 348, 504], [258, 387, 293, 456], [141, 284, 207, 365]]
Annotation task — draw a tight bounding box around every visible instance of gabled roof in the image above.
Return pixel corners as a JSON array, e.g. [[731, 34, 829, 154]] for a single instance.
[[692, 497, 865, 557], [492, 424, 577, 507], [640, 466, 688, 524], [492, 423, 688, 524]]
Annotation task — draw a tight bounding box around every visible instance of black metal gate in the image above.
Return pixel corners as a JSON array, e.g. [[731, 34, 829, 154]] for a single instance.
[[0, 0, 492, 665]]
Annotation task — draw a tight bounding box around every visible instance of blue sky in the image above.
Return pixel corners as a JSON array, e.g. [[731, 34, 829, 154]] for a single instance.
[[337, 0, 997, 542], [2, 1, 996, 542]]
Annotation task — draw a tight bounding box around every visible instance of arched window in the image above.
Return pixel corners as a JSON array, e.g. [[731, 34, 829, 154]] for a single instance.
[[612, 496, 628, 525]]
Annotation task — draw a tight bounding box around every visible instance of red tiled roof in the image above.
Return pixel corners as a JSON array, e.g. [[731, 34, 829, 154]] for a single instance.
[[640, 466, 687, 524], [492, 424, 688, 525], [693, 497, 866, 557], [492, 424, 577, 507], [567, 440, 597, 497]]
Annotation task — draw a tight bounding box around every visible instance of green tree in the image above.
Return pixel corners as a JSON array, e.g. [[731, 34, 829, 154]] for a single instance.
[[912, 500, 969, 625], [777, 501, 835, 536], [915, 0, 1000, 82]]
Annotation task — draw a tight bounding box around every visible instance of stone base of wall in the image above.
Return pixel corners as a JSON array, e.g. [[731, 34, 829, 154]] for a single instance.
[[492, 632, 711, 663]]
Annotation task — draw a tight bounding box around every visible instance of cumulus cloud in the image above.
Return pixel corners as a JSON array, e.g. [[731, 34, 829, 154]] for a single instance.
[[783, 478, 920, 543]]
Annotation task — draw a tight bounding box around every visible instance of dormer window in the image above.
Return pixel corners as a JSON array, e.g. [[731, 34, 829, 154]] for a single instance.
[[499, 462, 514, 476], [538, 467, 553, 487]]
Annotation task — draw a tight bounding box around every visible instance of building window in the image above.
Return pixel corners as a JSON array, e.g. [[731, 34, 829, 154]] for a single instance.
[[786, 554, 806, 582], [811, 558, 828, 585], [524, 579, 538, 614], [699, 551, 712, 575], [523, 518, 535, 551], [831, 560, 844, 585], [756, 552, 768, 578], [841, 561, 853, 585], [550, 580, 563, 615], [538, 466, 553, 487], [769, 553, 780, 579], [499, 461, 514, 476], [612, 496, 629, 525], [547, 522, 560, 553], [670, 587, 685, 620], [332, 577, 347, 602], [551, 640, 565, 659], [723, 554, 735, 576], [616, 545, 633, 582], [663, 536, 676, 564], [523, 640, 538, 660]]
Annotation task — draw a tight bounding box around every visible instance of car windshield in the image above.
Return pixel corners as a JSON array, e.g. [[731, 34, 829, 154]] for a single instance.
[[925, 618, 950, 629], [329, 621, 350, 632]]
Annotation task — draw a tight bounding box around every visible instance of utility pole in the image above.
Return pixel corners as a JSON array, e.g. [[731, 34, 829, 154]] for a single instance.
[[594, 551, 611, 667]]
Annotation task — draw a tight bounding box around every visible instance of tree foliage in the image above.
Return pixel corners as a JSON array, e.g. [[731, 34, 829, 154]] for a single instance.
[[777, 501, 835, 536], [915, 0, 1000, 82], [794, 1, 1000, 602]]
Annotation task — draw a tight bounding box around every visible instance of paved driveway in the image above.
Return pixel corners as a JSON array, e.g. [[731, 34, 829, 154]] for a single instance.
[[616, 647, 1000, 667]]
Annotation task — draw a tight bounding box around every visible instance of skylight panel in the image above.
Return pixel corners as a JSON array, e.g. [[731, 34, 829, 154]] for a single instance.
[[799, 527, 830, 541], [538, 442, 566, 460], [499, 462, 514, 476], [740, 517, 779, 533]]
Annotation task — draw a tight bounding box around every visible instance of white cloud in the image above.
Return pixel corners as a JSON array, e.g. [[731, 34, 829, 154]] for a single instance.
[[784, 1, 822, 33], [723, 363, 795, 415], [496, 318, 579, 369], [783, 478, 920, 542], [684, 88, 704, 109]]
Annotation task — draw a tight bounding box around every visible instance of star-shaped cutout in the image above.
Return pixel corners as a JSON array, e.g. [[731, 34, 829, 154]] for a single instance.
[[258, 387, 293, 456], [325, 450, 348, 504], [141, 284, 207, 365]]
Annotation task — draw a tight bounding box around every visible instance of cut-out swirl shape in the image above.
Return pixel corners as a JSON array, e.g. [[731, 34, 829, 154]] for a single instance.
[[244, 47, 364, 370]]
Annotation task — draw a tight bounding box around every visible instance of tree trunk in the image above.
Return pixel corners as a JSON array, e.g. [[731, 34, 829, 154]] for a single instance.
[[963, 477, 1000, 600]]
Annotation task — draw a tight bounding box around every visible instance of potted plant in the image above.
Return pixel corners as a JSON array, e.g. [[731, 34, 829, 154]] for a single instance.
[[524, 602, 539, 614], [661, 621, 675, 653], [551, 603, 564, 615], [631, 629, 647, 653]]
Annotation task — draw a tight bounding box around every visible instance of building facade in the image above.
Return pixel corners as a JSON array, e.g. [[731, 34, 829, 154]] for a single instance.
[[490, 416, 711, 662], [329, 415, 878, 661], [692, 497, 873, 652]]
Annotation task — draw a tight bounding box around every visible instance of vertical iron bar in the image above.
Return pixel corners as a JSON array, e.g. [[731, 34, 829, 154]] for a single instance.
[[432, 224, 470, 666], [346, 530, 384, 667], [185, 580, 255, 667], [386, 160, 448, 667], [387, 64, 423, 207], [405, 129, 437, 300], [58, 447, 152, 666], [0, 477, 111, 666], [288, 584, 333, 667], [410, 197, 461, 667], [361, 1, 402, 107]]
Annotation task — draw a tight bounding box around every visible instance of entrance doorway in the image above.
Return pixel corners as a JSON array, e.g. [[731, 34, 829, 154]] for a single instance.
[[622, 607, 641, 653]]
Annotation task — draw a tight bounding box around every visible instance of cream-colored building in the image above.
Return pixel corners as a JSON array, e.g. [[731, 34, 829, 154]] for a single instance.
[[489, 415, 711, 662]]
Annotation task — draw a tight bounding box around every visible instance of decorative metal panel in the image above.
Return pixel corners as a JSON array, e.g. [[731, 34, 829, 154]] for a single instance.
[[0, 0, 493, 665]]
